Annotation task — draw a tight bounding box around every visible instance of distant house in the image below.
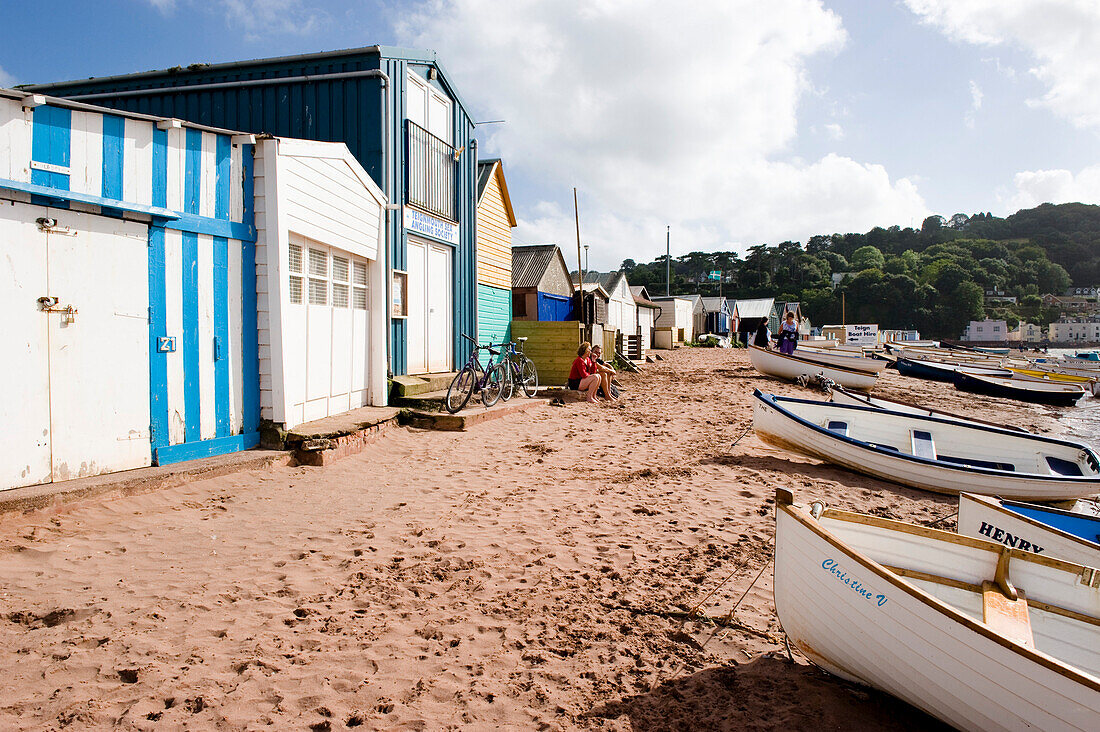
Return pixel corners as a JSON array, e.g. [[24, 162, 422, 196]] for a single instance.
[[962, 319, 1008, 342], [475, 159, 517, 346], [1050, 317, 1100, 343], [1065, 286, 1099, 298], [984, 287, 1017, 305], [1017, 322, 1044, 343], [831, 272, 853, 289], [512, 245, 575, 321], [732, 298, 774, 344], [1043, 294, 1095, 313], [701, 297, 733, 335]]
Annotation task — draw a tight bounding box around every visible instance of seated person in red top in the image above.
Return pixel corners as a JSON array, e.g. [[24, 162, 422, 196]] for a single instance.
[[589, 344, 617, 401], [567, 342, 602, 403]]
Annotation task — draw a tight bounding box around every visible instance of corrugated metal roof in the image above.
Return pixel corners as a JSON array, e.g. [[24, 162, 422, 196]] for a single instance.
[[572, 270, 626, 293], [701, 297, 727, 312], [512, 245, 560, 289], [733, 298, 774, 319]]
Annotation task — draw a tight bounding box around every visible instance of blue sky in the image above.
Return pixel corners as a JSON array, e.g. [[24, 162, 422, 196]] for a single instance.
[[3, 1, 1099, 269]]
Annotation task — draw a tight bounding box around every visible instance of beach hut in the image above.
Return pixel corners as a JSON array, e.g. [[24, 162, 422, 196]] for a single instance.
[[474, 158, 516, 347], [576, 270, 638, 348], [678, 294, 707, 339], [631, 286, 662, 354], [576, 282, 611, 351], [733, 297, 774, 345], [511, 245, 575, 321], [29, 45, 480, 377], [253, 138, 389, 429], [651, 295, 695, 347], [701, 297, 733, 335], [0, 90, 261, 487]]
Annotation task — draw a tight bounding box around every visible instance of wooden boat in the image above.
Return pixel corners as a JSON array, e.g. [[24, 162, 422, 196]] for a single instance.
[[784, 346, 888, 374], [1008, 368, 1100, 397], [828, 384, 1028, 432], [955, 371, 1086, 407], [752, 390, 1100, 500], [958, 493, 1099, 567], [896, 356, 1012, 382], [748, 345, 879, 391], [774, 489, 1100, 732]]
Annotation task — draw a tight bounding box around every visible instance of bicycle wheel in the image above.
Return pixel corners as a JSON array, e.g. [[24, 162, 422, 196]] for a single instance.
[[500, 362, 516, 401], [481, 362, 506, 407], [445, 366, 476, 414], [519, 358, 539, 397]]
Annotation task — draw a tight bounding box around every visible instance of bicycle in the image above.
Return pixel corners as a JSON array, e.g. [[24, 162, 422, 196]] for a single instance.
[[444, 334, 507, 414], [499, 337, 539, 401]]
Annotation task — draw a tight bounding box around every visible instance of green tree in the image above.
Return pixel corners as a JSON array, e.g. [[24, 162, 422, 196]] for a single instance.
[[850, 245, 885, 271]]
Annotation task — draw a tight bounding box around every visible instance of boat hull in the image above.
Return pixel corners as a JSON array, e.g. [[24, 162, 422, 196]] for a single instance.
[[788, 347, 888, 374], [748, 345, 879, 391], [828, 385, 1028, 432], [955, 372, 1085, 407], [753, 392, 1100, 500], [774, 500, 1100, 732], [958, 493, 1100, 566]]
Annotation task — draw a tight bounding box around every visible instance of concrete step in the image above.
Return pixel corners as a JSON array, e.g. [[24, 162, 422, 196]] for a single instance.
[[400, 398, 545, 431], [391, 372, 458, 398]]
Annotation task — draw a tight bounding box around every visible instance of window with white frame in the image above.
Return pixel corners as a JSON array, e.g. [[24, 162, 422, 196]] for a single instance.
[[288, 240, 369, 310]]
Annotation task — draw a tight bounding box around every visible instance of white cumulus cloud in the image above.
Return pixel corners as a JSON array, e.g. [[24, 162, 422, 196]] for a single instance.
[[905, 0, 1100, 129], [0, 66, 16, 89], [397, 0, 928, 267], [1001, 165, 1100, 211]]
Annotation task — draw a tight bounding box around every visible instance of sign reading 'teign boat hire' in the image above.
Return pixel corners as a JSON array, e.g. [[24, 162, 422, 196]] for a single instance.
[[846, 324, 878, 346], [405, 207, 458, 244]]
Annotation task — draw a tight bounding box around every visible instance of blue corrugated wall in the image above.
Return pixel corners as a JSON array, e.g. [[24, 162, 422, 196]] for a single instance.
[[35, 47, 477, 377], [477, 284, 512, 347]]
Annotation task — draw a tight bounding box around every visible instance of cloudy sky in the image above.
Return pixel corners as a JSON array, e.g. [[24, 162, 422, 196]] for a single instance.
[[3, 1, 1099, 268]]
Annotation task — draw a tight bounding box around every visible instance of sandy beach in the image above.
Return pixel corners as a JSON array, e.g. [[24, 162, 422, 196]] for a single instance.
[[0, 348, 1077, 730]]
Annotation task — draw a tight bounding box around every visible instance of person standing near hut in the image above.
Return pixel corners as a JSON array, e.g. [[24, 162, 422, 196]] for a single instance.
[[754, 319, 771, 349], [777, 311, 799, 355]]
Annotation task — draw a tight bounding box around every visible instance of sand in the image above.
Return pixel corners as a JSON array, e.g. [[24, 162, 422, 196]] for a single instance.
[[0, 348, 1079, 730]]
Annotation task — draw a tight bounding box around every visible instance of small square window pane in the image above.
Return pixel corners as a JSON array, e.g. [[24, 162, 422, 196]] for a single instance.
[[353, 261, 368, 286], [288, 243, 302, 274], [353, 287, 368, 310], [308, 278, 327, 305], [309, 248, 327, 277], [289, 276, 302, 304], [333, 283, 349, 308], [333, 256, 349, 282]]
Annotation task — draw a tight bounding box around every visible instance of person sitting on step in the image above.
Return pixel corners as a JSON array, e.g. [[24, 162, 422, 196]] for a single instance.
[[567, 342, 602, 403]]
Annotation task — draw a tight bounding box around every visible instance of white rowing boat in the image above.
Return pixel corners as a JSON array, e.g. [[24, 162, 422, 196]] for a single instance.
[[828, 384, 1029, 432], [774, 489, 1100, 732], [752, 390, 1100, 500], [788, 346, 888, 374], [748, 345, 879, 391], [958, 493, 1100, 567]]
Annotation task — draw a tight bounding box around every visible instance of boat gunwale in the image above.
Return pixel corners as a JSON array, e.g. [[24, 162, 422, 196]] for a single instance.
[[962, 493, 1100, 553], [829, 385, 1029, 433], [748, 345, 878, 378], [755, 390, 1100, 482], [777, 497, 1100, 693], [956, 370, 1087, 396]]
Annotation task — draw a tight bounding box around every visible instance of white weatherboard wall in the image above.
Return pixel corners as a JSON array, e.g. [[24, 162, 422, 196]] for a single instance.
[[0, 90, 259, 487], [256, 138, 388, 429]]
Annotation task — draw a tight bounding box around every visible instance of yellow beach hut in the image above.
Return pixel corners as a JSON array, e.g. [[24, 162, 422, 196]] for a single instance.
[[476, 158, 517, 346]]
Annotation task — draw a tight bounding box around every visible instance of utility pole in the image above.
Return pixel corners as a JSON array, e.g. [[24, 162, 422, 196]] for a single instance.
[[665, 225, 670, 296], [584, 244, 589, 271], [842, 291, 846, 326], [573, 188, 585, 343]]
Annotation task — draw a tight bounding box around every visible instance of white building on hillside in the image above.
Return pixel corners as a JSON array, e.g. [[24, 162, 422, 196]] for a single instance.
[[962, 319, 1007, 342], [1050, 317, 1100, 343]]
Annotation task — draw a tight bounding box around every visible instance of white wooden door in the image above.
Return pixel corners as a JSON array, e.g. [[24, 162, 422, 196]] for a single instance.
[[0, 203, 150, 490], [406, 239, 428, 374], [427, 243, 452, 372], [46, 209, 151, 481], [0, 203, 52, 488]]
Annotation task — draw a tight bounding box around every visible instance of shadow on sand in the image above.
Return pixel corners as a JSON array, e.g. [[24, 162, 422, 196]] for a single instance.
[[699, 453, 958, 512], [585, 655, 951, 732]]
